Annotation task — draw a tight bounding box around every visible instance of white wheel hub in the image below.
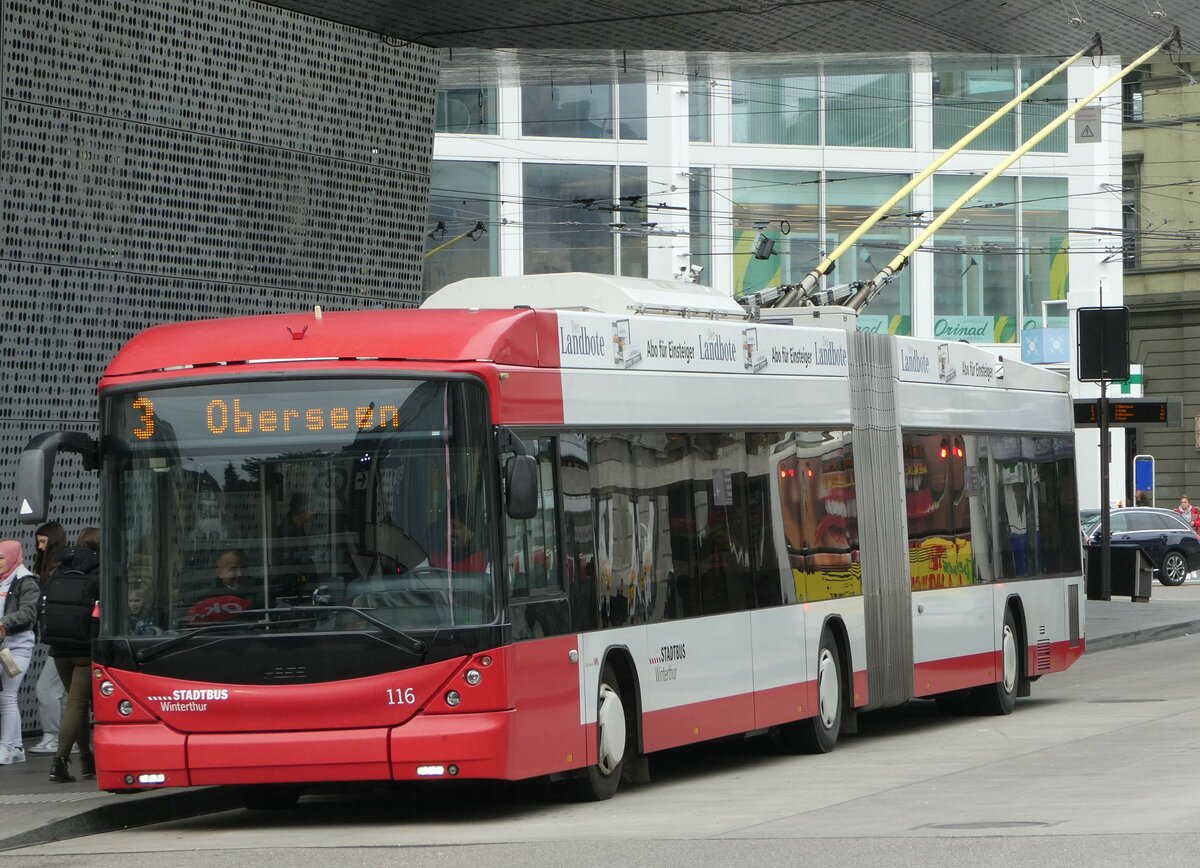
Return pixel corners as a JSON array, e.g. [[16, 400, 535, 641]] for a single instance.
[[1001, 624, 1017, 693], [817, 648, 840, 729], [596, 682, 626, 775]]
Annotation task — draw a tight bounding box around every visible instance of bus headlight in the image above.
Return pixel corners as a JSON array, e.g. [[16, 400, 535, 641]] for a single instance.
[[445, 690, 461, 707], [99, 681, 115, 696], [464, 668, 482, 686], [118, 700, 134, 716]]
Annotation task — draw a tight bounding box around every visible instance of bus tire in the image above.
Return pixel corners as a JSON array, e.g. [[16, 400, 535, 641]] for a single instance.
[[973, 608, 1020, 716], [798, 630, 843, 754], [573, 662, 629, 801]]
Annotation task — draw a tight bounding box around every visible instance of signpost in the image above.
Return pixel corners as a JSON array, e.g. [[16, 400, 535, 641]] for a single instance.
[[1077, 305, 1130, 602], [1134, 454, 1155, 507]]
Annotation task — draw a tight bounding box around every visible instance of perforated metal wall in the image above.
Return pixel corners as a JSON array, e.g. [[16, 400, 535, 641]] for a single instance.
[[1, 0, 440, 548]]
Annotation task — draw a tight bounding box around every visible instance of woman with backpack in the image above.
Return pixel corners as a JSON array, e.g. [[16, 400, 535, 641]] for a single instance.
[[32, 521, 67, 583], [44, 528, 100, 783], [0, 540, 40, 765]]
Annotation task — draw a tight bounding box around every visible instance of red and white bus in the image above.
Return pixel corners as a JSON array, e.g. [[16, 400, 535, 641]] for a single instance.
[[19, 272, 1084, 803]]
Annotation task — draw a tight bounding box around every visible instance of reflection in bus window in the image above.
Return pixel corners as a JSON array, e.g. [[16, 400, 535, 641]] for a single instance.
[[909, 431, 1080, 586], [774, 431, 860, 602], [575, 431, 786, 627], [904, 432, 973, 590]]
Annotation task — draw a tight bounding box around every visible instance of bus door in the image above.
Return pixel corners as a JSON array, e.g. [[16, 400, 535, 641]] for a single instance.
[[502, 435, 585, 778]]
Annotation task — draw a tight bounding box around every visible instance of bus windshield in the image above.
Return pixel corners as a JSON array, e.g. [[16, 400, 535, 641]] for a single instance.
[[100, 377, 496, 642]]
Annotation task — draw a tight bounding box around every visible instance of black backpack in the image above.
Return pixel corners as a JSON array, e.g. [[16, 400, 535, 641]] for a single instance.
[[39, 546, 100, 646]]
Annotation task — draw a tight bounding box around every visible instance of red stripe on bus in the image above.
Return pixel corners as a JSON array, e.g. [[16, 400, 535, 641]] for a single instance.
[[853, 669, 869, 707], [643, 692, 756, 753], [754, 680, 817, 729], [913, 650, 997, 696], [1026, 638, 1085, 675], [914, 638, 1082, 697]]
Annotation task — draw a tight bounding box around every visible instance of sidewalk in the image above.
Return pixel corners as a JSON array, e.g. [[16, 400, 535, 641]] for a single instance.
[[1083, 580, 1200, 651], [0, 749, 229, 851], [3, 583, 1200, 851]]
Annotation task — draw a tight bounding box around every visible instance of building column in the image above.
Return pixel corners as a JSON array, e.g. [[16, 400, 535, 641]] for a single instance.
[[644, 55, 692, 281]]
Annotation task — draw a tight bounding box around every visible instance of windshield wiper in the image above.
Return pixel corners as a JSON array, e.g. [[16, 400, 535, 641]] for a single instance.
[[134, 615, 316, 663], [279, 604, 427, 655], [133, 604, 426, 663]]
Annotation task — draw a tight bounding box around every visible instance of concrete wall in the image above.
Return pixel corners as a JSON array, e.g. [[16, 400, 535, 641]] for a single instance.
[[1, 0, 440, 546]]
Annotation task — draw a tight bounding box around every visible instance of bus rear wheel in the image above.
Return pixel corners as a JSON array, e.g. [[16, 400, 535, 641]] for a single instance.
[[972, 608, 1020, 716], [780, 630, 843, 754], [573, 663, 629, 801]]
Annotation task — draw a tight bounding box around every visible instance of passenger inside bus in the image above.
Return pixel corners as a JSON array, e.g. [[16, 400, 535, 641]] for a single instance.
[[427, 503, 487, 574], [126, 583, 163, 636], [186, 548, 254, 624]]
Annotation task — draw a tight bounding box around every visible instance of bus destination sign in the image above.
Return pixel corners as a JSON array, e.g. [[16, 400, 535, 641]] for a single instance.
[[1073, 397, 1181, 428], [114, 380, 440, 449], [131, 396, 405, 441]]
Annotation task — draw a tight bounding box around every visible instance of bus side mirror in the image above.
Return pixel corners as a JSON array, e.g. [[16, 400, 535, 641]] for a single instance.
[[505, 455, 538, 520], [16, 432, 100, 524]]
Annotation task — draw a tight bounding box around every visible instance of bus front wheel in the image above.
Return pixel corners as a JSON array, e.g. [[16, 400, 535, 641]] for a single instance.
[[573, 663, 628, 801]]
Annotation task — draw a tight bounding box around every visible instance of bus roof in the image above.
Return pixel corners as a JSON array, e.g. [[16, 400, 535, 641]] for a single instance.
[[424, 272, 746, 318], [103, 308, 542, 378]]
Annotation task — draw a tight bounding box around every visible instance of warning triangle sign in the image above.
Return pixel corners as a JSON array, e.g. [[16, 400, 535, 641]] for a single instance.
[[1080, 125, 1095, 138]]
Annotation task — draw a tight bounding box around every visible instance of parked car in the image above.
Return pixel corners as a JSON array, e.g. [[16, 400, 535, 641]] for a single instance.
[[1082, 507, 1200, 586]]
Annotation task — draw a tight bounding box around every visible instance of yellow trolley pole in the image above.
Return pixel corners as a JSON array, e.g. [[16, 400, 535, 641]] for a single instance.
[[847, 28, 1180, 312]]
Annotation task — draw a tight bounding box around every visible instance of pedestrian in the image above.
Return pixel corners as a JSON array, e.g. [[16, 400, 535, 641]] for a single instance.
[[42, 530, 100, 783], [1176, 496, 1200, 534], [32, 521, 67, 584], [30, 521, 68, 756], [0, 540, 40, 765]]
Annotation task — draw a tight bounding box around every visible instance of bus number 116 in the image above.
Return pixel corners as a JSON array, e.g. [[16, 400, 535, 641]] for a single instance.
[[386, 688, 416, 705]]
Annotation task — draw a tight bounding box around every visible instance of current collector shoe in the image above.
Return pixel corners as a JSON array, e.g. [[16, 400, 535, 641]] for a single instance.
[[49, 757, 75, 783]]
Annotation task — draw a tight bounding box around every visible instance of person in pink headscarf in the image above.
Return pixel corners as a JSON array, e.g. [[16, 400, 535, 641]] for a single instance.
[[0, 540, 40, 765]]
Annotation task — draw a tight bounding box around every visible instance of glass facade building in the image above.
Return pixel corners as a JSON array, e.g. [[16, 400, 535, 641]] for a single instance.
[[427, 51, 1116, 353]]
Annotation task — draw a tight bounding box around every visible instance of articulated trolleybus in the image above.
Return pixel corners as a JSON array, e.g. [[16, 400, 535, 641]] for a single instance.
[[19, 272, 1083, 802]]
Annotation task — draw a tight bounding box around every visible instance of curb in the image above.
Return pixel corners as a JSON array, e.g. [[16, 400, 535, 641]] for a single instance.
[[1085, 620, 1200, 653], [0, 786, 233, 853]]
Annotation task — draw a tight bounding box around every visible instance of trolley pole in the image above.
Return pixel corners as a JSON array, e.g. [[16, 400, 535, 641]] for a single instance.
[[1099, 378, 1111, 601], [1097, 273, 1111, 601]]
